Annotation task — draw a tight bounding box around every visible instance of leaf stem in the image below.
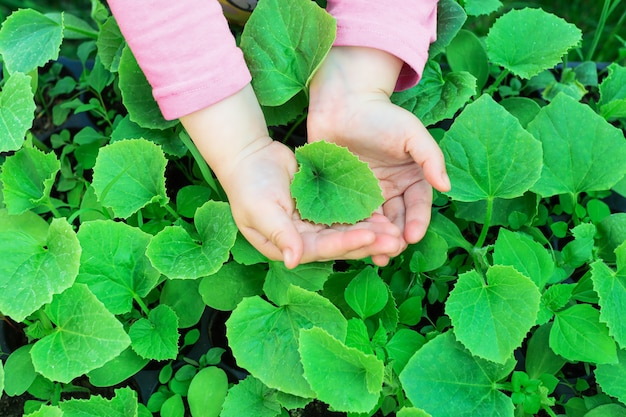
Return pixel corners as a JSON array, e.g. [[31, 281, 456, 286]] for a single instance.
[[484, 69, 510, 96], [586, 0, 614, 61], [178, 131, 225, 200], [475, 196, 494, 248], [133, 294, 150, 317], [281, 112, 307, 145]]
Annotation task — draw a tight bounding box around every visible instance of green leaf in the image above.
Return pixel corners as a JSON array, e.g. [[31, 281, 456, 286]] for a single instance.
[[562, 223, 596, 269], [409, 230, 448, 273], [550, 304, 618, 364], [111, 115, 187, 157], [160, 279, 205, 328], [428, 211, 473, 251], [0, 9, 63, 73], [3, 345, 36, 396], [88, 348, 149, 388], [92, 138, 169, 219], [385, 328, 426, 375], [76, 220, 159, 315], [175, 185, 213, 218], [455, 192, 539, 229], [440, 94, 543, 202], [1, 144, 60, 215], [445, 29, 489, 91], [146, 201, 237, 279], [188, 366, 228, 417], [463, 0, 502, 16], [97, 16, 125, 72], [400, 331, 515, 417], [129, 304, 179, 361], [0, 212, 80, 322], [221, 377, 282, 417], [525, 323, 566, 379], [391, 61, 476, 127], [291, 141, 384, 225], [493, 228, 553, 289], [537, 284, 575, 325], [118, 46, 178, 129], [344, 266, 389, 319], [500, 97, 542, 129], [59, 387, 139, 417], [598, 63, 626, 120], [240, 0, 335, 107], [226, 285, 347, 397], [597, 214, 626, 263], [445, 265, 541, 363], [429, 0, 467, 57], [0, 73, 36, 152], [591, 257, 626, 348], [584, 404, 626, 417], [528, 94, 626, 197], [299, 327, 384, 413], [264, 260, 333, 305], [397, 407, 433, 417], [595, 348, 626, 405], [199, 262, 265, 311], [31, 284, 131, 383], [486, 8, 582, 79]]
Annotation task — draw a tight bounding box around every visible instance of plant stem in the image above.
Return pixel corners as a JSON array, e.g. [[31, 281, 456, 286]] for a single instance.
[[586, 0, 614, 61], [164, 203, 181, 220], [484, 69, 510, 96], [133, 294, 150, 317], [281, 112, 307, 145], [178, 130, 225, 200], [475, 196, 494, 248]]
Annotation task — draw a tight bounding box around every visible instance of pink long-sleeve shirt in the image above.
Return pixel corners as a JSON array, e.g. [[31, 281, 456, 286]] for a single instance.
[[108, 0, 438, 121]]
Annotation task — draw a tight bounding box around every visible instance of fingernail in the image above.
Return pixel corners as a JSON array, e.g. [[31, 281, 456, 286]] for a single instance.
[[283, 248, 295, 268], [441, 171, 451, 190]]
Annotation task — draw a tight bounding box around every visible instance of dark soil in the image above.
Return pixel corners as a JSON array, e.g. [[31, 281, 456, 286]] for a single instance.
[[0, 392, 33, 417]]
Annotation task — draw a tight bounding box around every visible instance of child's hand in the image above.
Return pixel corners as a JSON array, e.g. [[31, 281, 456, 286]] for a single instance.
[[181, 84, 405, 268], [308, 46, 451, 248]]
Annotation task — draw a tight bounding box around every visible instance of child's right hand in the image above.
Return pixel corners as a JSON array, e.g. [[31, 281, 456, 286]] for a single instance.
[[181, 84, 405, 268]]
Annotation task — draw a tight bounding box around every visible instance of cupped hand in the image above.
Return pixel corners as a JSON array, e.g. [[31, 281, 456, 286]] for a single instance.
[[220, 139, 405, 268], [307, 47, 451, 252]]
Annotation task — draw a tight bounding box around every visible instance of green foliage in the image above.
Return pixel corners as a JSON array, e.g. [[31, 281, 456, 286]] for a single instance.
[[1, 0, 626, 416]]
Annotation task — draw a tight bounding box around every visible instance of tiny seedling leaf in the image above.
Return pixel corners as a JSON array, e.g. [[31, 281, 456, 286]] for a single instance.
[[400, 331, 515, 417], [445, 265, 541, 364], [440, 94, 543, 202], [528, 93, 626, 197], [299, 327, 384, 413], [0, 73, 36, 153], [226, 285, 347, 398], [92, 138, 169, 219], [486, 8, 582, 79], [291, 141, 384, 225], [31, 283, 131, 383]]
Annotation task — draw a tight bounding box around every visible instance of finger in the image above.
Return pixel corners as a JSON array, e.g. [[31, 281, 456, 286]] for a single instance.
[[405, 120, 451, 193], [402, 180, 434, 244], [381, 196, 407, 236]]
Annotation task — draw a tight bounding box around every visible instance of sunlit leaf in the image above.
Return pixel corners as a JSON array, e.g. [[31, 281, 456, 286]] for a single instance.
[[129, 304, 179, 361], [595, 348, 626, 405], [92, 138, 169, 219], [598, 63, 626, 120], [591, 247, 626, 349], [264, 260, 333, 305], [199, 261, 265, 311], [1, 144, 59, 215], [291, 141, 383, 225], [77, 220, 159, 315], [221, 377, 282, 417], [344, 266, 389, 319], [445, 265, 541, 363], [0, 73, 35, 153], [0, 212, 80, 322], [440, 94, 542, 202], [300, 327, 384, 413], [146, 201, 237, 279], [429, 0, 466, 57], [0, 9, 63, 73], [400, 332, 515, 417], [226, 285, 347, 397], [486, 8, 581, 79], [528, 94, 626, 197], [31, 284, 131, 383]]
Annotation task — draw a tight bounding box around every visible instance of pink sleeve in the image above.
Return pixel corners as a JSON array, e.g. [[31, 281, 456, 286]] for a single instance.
[[326, 0, 438, 91], [108, 0, 251, 120]]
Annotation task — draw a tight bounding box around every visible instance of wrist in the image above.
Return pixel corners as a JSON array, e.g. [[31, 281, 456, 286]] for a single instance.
[[179, 84, 271, 180]]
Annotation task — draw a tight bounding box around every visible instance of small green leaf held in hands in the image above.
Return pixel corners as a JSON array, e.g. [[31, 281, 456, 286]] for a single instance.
[[291, 141, 384, 225]]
